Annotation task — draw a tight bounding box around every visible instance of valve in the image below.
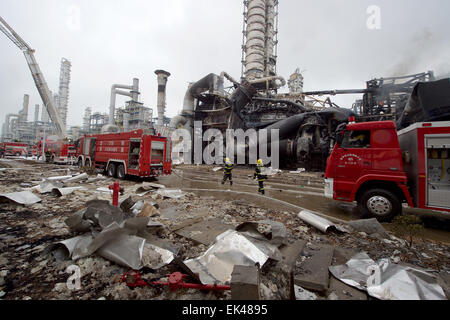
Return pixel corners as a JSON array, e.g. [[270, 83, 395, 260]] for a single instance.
[[121, 270, 230, 292]]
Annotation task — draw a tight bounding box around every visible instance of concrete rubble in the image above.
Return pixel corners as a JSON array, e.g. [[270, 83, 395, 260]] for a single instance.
[[0, 159, 448, 300]]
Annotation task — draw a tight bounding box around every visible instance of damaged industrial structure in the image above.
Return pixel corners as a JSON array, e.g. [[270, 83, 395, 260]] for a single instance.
[[2, 0, 450, 172], [169, 1, 450, 171]]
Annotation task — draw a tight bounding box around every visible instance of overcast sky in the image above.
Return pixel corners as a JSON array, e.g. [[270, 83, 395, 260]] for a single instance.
[[1, 0, 449, 127]]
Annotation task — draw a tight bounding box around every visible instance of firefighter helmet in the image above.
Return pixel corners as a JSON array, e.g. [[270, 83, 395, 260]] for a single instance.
[[257, 159, 263, 165]]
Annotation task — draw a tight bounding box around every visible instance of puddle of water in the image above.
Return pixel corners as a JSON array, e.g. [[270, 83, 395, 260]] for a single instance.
[[159, 174, 355, 220], [383, 223, 450, 245]]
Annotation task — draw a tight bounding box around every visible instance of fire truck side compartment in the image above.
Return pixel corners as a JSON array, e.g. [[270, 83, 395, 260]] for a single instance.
[[398, 128, 420, 207], [399, 122, 450, 211]]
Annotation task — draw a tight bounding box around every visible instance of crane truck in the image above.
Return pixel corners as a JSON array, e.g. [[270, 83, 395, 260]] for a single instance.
[[0, 16, 72, 162], [324, 119, 450, 222], [0, 16, 67, 139]]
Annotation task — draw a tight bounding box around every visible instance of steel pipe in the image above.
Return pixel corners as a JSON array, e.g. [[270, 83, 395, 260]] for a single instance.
[[108, 80, 139, 126], [249, 75, 286, 89]]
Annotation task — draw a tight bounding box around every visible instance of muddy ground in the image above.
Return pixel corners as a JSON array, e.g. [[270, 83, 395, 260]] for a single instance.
[[0, 158, 449, 300]]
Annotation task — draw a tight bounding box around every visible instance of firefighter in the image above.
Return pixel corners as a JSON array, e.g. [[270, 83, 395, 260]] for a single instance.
[[350, 132, 369, 147], [254, 159, 267, 195], [222, 158, 233, 186]]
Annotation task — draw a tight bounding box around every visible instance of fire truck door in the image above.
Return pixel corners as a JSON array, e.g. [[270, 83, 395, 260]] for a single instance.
[[83, 138, 90, 156], [129, 139, 141, 169], [150, 141, 165, 165], [334, 130, 372, 198], [90, 138, 97, 160], [426, 135, 450, 209]]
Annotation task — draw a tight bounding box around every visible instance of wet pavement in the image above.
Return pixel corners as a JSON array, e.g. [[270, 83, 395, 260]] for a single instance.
[[0, 159, 449, 300], [158, 165, 450, 245]]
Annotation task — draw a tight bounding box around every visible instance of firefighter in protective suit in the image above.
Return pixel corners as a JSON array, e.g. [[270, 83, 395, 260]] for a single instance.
[[254, 159, 267, 195], [222, 158, 233, 186]]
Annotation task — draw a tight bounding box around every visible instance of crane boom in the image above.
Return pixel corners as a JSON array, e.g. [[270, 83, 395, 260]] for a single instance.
[[0, 16, 67, 139]]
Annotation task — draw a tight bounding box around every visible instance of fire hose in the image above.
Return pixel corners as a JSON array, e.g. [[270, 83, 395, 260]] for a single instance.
[[121, 270, 231, 292]]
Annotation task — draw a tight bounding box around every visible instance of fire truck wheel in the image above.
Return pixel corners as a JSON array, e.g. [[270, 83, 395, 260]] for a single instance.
[[117, 164, 125, 180], [77, 158, 83, 167], [107, 163, 117, 177], [358, 189, 401, 223], [85, 159, 91, 167]]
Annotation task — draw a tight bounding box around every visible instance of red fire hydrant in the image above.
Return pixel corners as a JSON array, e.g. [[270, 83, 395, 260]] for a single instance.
[[109, 182, 122, 207]]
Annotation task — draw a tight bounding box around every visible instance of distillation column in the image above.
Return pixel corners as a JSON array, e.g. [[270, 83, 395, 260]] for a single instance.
[[83, 107, 92, 132], [243, 0, 266, 80], [264, 0, 277, 77], [242, 0, 279, 80], [17, 94, 30, 141], [58, 58, 71, 127]]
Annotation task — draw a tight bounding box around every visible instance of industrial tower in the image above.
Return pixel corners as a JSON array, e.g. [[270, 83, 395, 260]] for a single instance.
[[241, 0, 279, 80]]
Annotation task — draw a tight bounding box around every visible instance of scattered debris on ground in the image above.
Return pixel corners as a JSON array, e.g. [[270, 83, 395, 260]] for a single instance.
[[0, 159, 448, 300]]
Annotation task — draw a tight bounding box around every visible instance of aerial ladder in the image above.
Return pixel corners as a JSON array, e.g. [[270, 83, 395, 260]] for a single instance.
[[0, 15, 67, 139]]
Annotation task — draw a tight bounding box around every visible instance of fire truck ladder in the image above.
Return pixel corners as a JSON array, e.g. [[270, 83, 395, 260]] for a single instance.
[[0, 15, 67, 139]]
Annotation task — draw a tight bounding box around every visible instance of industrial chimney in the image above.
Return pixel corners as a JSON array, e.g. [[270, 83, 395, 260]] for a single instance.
[[19, 94, 29, 123], [155, 70, 171, 127], [34, 105, 40, 123]]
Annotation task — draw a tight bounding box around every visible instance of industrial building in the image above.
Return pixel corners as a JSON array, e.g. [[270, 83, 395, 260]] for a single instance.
[[1, 1, 447, 169], [169, 0, 355, 171], [169, 0, 448, 171], [0, 56, 73, 145], [0, 62, 172, 145]]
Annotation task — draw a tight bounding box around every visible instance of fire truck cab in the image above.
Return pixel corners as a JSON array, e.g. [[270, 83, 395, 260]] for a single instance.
[[325, 120, 450, 222], [75, 129, 172, 179]]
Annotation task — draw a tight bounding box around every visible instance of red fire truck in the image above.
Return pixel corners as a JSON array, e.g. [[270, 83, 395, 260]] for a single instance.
[[37, 140, 76, 164], [75, 129, 172, 179], [31, 145, 38, 157], [325, 120, 450, 222], [0, 142, 29, 156]]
